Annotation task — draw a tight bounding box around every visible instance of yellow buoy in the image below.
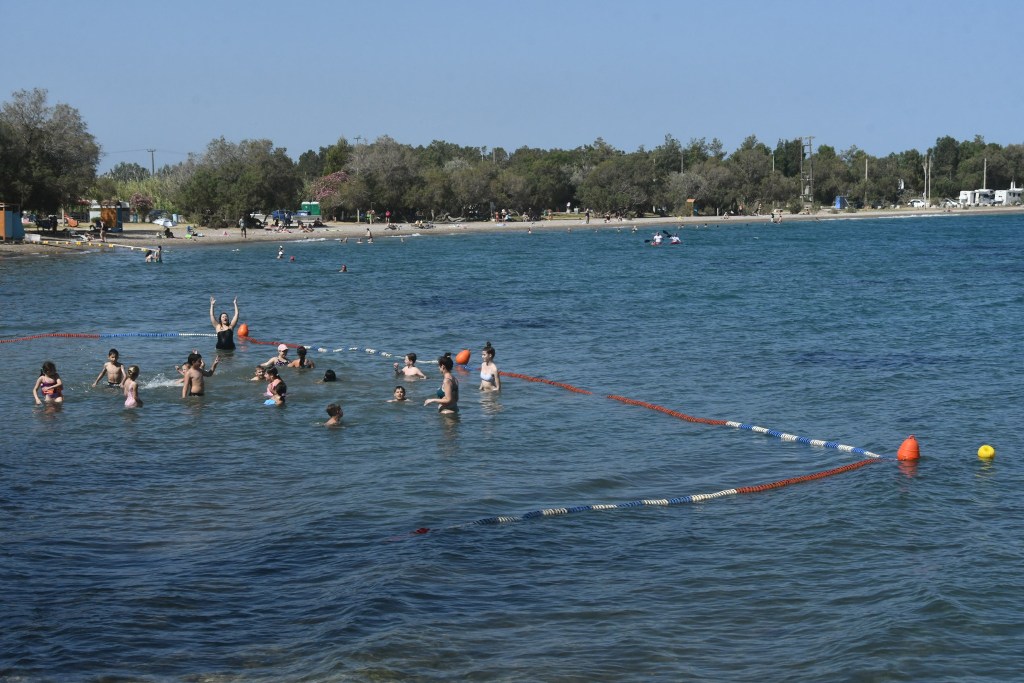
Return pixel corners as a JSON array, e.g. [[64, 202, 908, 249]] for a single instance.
[[977, 444, 995, 460]]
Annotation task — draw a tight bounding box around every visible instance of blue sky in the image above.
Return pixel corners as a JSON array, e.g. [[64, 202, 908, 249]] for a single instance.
[[3, 0, 1019, 172]]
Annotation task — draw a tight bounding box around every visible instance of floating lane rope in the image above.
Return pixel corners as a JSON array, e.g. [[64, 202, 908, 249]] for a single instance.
[[409, 458, 882, 536], [7, 330, 899, 535]]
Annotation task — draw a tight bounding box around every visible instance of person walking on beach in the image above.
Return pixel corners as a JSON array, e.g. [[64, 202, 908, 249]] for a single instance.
[[123, 365, 143, 408], [182, 352, 219, 398], [423, 352, 459, 415], [210, 296, 240, 351], [479, 342, 500, 391], [33, 361, 64, 405], [92, 348, 126, 387]]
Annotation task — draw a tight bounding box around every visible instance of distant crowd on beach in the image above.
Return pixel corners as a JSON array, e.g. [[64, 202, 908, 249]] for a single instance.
[[32, 297, 502, 427]]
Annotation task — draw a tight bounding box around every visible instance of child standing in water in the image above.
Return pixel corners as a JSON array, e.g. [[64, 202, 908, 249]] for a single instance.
[[394, 352, 427, 379], [264, 366, 287, 405], [33, 361, 64, 405], [123, 366, 143, 408], [92, 348, 126, 387]]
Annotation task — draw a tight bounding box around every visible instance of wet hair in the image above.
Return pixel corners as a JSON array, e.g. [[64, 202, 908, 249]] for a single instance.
[[437, 352, 454, 371], [482, 341, 496, 358], [126, 365, 140, 379], [108, 348, 119, 358], [326, 403, 343, 417], [394, 385, 406, 395], [265, 367, 279, 378], [322, 369, 337, 382], [187, 352, 202, 366], [405, 352, 418, 364], [40, 361, 58, 378], [297, 346, 307, 357]]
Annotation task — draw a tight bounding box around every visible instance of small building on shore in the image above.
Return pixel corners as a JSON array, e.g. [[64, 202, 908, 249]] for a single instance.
[[994, 182, 1022, 206]]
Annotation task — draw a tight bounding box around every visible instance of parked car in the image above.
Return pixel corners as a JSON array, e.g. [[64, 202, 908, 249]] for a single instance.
[[940, 198, 959, 208], [908, 199, 927, 208]]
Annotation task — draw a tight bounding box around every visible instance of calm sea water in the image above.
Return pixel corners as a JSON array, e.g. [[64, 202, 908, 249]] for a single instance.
[[2, 214, 1023, 682]]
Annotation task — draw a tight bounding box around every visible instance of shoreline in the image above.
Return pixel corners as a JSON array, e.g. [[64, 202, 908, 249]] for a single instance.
[[3, 205, 1023, 258]]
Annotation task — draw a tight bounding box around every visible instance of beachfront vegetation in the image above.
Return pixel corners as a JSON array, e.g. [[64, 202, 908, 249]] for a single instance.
[[0, 88, 100, 218], [3, 89, 1023, 225]]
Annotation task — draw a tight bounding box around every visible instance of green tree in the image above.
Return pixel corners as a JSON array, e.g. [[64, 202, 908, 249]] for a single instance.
[[0, 88, 100, 214], [106, 162, 150, 184], [174, 137, 301, 227]]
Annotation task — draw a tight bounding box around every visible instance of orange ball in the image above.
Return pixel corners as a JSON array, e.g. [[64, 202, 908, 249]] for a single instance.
[[455, 349, 471, 365], [237, 323, 249, 337]]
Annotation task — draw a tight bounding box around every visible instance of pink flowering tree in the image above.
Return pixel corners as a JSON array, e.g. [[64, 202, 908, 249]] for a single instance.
[[307, 170, 349, 218], [130, 192, 154, 221]]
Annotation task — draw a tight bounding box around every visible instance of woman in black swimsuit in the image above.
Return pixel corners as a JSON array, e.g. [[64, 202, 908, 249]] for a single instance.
[[210, 296, 240, 350]]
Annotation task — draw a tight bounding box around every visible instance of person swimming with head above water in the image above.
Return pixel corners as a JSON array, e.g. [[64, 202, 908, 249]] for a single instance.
[[123, 365, 143, 408], [210, 296, 240, 350], [479, 341, 500, 391], [394, 352, 427, 379], [261, 344, 290, 368], [423, 352, 459, 414], [287, 345, 315, 370]]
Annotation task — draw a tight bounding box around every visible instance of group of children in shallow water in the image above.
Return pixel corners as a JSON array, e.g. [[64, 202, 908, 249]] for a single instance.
[[32, 340, 502, 427]]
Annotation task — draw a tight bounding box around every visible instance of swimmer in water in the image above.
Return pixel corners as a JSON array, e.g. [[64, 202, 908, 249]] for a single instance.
[[261, 344, 290, 368], [423, 352, 459, 414], [33, 361, 64, 405], [264, 366, 287, 405], [479, 341, 500, 391], [394, 352, 427, 379], [210, 296, 240, 350], [325, 403, 343, 426], [181, 352, 219, 398], [92, 348, 126, 387], [123, 365, 143, 408], [287, 345, 315, 370], [249, 365, 266, 382], [318, 369, 337, 383], [389, 386, 408, 402]]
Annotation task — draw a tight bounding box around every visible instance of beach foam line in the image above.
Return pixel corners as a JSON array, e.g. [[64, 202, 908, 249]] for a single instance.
[[407, 458, 882, 536]]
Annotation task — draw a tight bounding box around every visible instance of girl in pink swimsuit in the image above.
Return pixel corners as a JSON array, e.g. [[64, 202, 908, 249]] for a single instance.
[[33, 361, 64, 405]]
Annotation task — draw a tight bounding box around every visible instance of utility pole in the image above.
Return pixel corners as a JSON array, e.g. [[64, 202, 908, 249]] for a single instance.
[[800, 136, 814, 206], [147, 149, 156, 176]]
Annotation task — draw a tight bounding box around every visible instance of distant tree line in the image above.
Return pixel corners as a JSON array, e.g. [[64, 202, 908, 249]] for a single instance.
[[3, 88, 1023, 227]]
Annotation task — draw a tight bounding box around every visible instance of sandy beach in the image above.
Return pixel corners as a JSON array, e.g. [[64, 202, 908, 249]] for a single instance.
[[3, 205, 1023, 258]]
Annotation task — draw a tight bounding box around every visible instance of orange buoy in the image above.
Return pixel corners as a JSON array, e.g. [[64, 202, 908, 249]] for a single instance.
[[897, 434, 920, 461], [237, 323, 249, 338], [455, 349, 471, 365]]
